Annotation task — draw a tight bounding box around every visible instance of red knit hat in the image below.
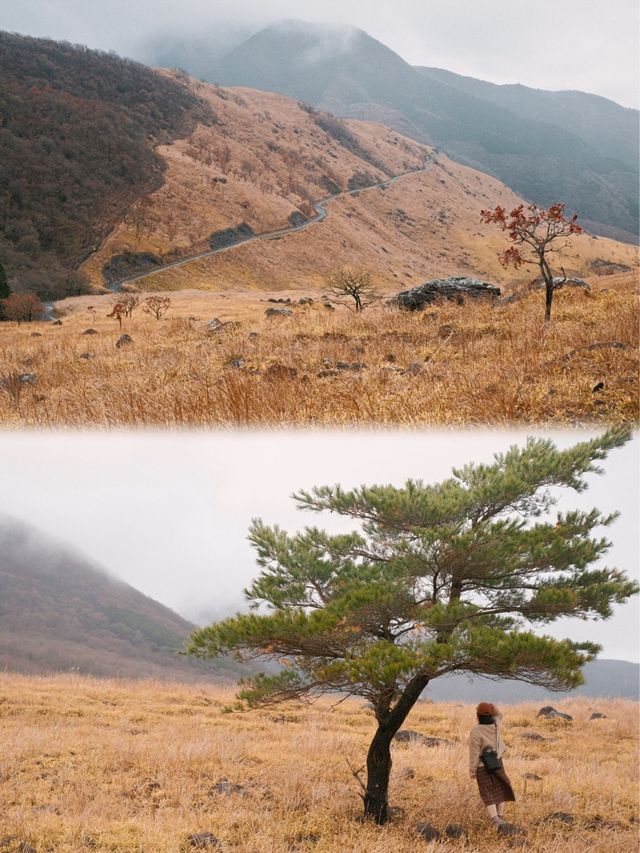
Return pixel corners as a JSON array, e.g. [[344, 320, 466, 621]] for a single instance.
[[476, 702, 497, 716]]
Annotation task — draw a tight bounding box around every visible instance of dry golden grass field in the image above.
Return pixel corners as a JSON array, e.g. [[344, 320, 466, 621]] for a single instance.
[[0, 673, 637, 852], [0, 272, 637, 427]]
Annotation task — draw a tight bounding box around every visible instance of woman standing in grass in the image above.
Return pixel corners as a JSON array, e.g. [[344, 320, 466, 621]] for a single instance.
[[469, 702, 517, 834]]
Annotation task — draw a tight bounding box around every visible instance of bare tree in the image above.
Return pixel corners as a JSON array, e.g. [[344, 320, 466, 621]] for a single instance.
[[141, 295, 171, 320], [327, 267, 379, 312], [119, 293, 140, 318]]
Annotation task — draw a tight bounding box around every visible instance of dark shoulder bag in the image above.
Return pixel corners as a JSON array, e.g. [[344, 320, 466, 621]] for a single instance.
[[480, 723, 502, 773]]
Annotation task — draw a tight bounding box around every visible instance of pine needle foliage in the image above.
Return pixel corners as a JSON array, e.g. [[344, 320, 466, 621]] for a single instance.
[[187, 428, 637, 822]]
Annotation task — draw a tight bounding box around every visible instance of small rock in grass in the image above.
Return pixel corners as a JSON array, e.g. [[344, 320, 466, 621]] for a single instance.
[[265, 307, 293, 318], [541, 811, 574, 825], [184, 833, 221, 849], [399, 767, 415, 779], [584, 815, 624, 831], [79, 352, 95, 360], [30, 332, 42, 338], [416, 822, 440, 841], [536, 706, 572, 721], [265, 363, 297, 380], [444, 823, 466, 838], [226, 358, 245, 369], [335, 362, 366, 371], [18, 373, 37, 384], [592, 381, 605, 393], [115, 334, 133, 349], [589, 712, 607, 720], [395, 730, 450, 747], [209, 778, 247, 796], [82, 328, 98, 335], [524, 773, 542, 781], [498, 823, 524, 837], [294, 832, 319, 844], [207, 319, 240, 335]]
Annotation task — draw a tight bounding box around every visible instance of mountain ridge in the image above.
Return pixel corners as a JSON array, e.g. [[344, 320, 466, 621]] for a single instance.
[[0, 514, 242, 682], [208, 20, 639, 243]]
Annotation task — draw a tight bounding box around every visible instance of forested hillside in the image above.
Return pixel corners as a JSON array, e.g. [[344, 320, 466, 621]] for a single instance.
[[0, 515, 241, 681], [0, 31, 211, 298]]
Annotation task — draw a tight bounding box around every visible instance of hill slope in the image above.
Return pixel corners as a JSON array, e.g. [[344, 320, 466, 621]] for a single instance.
[[79, 75, 636, 294], [0, 30, 210, 298], [1, 31, 635, 299], [0, 515, 239, 681], [212, 20, 639, 243]]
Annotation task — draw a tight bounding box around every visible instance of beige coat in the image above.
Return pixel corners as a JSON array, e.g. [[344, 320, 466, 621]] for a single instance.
[[469, 723, 507, 775]]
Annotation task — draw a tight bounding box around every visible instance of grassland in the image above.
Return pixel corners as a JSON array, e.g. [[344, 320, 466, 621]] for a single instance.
[[0, 673, 637, 852], [0, 272, 637, 427]]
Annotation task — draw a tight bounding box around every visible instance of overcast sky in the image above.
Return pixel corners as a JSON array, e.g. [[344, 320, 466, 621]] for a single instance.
[[1, 0, 638, 108], [0, 429, 637, 662]]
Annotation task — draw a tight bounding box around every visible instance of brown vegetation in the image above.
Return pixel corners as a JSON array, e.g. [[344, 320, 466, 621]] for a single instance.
[[1, 292, 44, 323], [0, 32, 210, 299], [79, 74, 638, 295], [0, 273, 636, 427], [0, 673, 637, 852]]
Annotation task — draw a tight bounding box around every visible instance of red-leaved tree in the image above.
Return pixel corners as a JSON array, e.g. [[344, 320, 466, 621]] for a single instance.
[[481, 203, 582, 321], [1, 292, 44, 324]]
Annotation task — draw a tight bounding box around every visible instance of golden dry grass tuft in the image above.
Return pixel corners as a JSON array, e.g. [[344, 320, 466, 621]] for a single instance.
[[0, 274, 637, 427], [0, 673, 637, 852]]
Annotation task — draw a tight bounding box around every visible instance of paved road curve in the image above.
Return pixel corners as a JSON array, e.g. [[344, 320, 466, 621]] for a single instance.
[[106, 164, 433, 293]]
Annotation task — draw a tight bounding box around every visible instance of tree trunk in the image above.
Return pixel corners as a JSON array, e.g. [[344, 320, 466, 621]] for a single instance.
[[541, 258, 554, 322], [364, 726, 393, 823], [363, 674, 430, 825]]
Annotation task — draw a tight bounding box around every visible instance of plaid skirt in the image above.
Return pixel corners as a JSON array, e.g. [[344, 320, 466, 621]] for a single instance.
[[475, 765, 516, 806]]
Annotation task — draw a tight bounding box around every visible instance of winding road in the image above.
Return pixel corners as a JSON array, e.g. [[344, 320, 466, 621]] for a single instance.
[[105, 164, 432, 293]]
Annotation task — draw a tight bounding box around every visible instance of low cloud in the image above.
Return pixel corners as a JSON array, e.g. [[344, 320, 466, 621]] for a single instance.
[[1, 0, 637, 107]]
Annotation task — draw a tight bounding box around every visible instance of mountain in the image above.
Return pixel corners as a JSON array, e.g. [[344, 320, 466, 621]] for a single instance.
[[0, 30, 210, 299], [211, 20, 639, 243], [424, 660, 640, 703], [415, 67, 639, 172], [0, 515, 241, 681], [2, 32, 635, 299]]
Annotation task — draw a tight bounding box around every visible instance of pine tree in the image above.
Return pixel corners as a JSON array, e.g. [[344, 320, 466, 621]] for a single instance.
[[187, 429, 637, 824], [0, 260, 10, 300]]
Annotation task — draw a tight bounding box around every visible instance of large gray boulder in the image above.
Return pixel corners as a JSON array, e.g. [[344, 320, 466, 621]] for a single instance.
[[391, 276, 501, 310]]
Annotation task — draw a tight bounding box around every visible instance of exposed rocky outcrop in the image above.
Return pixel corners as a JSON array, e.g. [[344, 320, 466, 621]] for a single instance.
[[590, 258, 632, 275], [499, 276, 590, 305], [391, 276, 501, 310], [394, 730, 450, 747], [265, 307, 293, 317], [537, 705, 573, 721], [208, 222, 254, 250]]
